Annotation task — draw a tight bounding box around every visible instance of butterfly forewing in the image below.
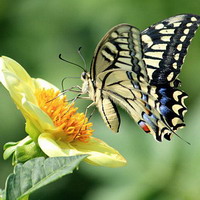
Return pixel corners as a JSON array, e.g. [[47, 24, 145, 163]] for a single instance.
[[90, 24, 148, 83], [141, 14, 200, 85]]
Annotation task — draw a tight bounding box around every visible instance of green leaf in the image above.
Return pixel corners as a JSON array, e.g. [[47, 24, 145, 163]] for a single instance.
[[5, 155, 88, 200]]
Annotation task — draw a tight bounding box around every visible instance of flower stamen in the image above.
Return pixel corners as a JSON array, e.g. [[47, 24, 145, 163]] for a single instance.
[[35, 88, 93, 143]]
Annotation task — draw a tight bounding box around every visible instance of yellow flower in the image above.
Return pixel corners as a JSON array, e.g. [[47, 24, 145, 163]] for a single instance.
[[0, 56, 127, 167]]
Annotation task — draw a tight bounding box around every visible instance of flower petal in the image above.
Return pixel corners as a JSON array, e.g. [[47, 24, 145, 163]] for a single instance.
[[34, 78, 59, 91], [22, 97, 55, 132], [0, 56, 37, 106], [38, 133, 127, 168], [71, 137, 127, 167], [0, 56, 34, 89], [0, 56, 58, 107], [38, 132, 68, 157], [0, 56, 56, 134]]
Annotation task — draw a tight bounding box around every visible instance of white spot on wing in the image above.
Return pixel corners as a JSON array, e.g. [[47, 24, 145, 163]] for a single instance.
[[161, 36, 171, 42], [184, 29, 190, 34], [173, 62, 178, 69], [173, 91, 182, 102], [144, 58, 160, 68], [146, 68, 155, 79], [145, 51, 164, 59], [111, 32, 118, 38], [155, 23, 164, 30], [172, 117, 181, 127], [167, 72, 174, 81], [177, 44, 182, 51], [174, 53, 180, 61], [172, 104, 183, 115], [141, 34, 153, 47], [180, 36, 186, 42], [151, 44, 167, 50], [191, 17, 197, 21], [159, 29, 175, 34], [186, 23, 192, 27], [173, 22, 182, 27]]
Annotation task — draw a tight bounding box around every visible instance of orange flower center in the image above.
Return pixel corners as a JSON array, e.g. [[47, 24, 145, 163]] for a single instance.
[[35, 88, 93, 143]]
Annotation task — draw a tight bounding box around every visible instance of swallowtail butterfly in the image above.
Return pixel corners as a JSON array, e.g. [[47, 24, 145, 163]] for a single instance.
[[80, 14, 200, 142]]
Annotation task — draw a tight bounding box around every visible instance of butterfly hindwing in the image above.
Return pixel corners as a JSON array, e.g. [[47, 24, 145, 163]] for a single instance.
[[96, 70, 187, 141], [141, 14, 200, 85], [96, 93, 121, 132]]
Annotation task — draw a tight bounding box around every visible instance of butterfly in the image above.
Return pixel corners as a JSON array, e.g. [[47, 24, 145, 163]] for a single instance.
[[79, 14, 200, 142]]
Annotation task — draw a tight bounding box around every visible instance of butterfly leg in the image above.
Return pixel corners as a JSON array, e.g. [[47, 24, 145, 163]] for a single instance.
[[88, 107, 97, 120], [62, 85, 82, 93], [84, 102, 96, 119], [67, 93, 83, 103], [77, 96, 91, 100], [61, 85, 88, 103], [73, 102, 96, 140]]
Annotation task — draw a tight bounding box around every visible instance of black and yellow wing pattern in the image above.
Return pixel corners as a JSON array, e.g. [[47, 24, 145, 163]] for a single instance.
[[91, 24, 148, 132], [141, 14, 200, 85], [88, 14, 200, 141]]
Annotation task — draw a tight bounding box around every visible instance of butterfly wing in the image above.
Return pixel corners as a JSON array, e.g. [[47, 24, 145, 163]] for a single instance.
[[95, 89, 121, 132], [90, 24, 149, 132], [141, 14, 200, 85], [96, 70, 187, 141], [89, 14, 200, 141], [90, 24, 148, 83]]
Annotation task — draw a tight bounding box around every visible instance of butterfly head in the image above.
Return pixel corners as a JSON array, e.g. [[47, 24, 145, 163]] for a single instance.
[[81, 71, 90, 94], [81, 71, 88, 81]]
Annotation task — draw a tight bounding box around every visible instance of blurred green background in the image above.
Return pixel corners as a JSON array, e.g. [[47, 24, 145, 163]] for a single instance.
[[0, 0, 200, 199]]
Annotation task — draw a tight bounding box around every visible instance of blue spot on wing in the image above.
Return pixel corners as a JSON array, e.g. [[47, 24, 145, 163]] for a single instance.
[[160, 105, 171, 116], [158, 87, 173, 117], [157, 86, 187, 130]]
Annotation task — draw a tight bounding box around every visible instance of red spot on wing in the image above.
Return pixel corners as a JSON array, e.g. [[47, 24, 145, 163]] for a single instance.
[[138, 121, 150, 133]]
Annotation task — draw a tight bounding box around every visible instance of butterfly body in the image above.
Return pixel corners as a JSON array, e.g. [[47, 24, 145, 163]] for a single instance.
[[80, 14, 200, 142]]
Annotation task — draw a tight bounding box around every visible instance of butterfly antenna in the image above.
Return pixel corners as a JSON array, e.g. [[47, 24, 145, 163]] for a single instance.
[[61, 76, 79, 91], [59, 54, 85, 71], [78, 47, 87, 71]]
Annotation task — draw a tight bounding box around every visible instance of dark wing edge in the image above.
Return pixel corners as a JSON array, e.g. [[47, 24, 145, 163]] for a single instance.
[[141, 14, 200, 85]]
